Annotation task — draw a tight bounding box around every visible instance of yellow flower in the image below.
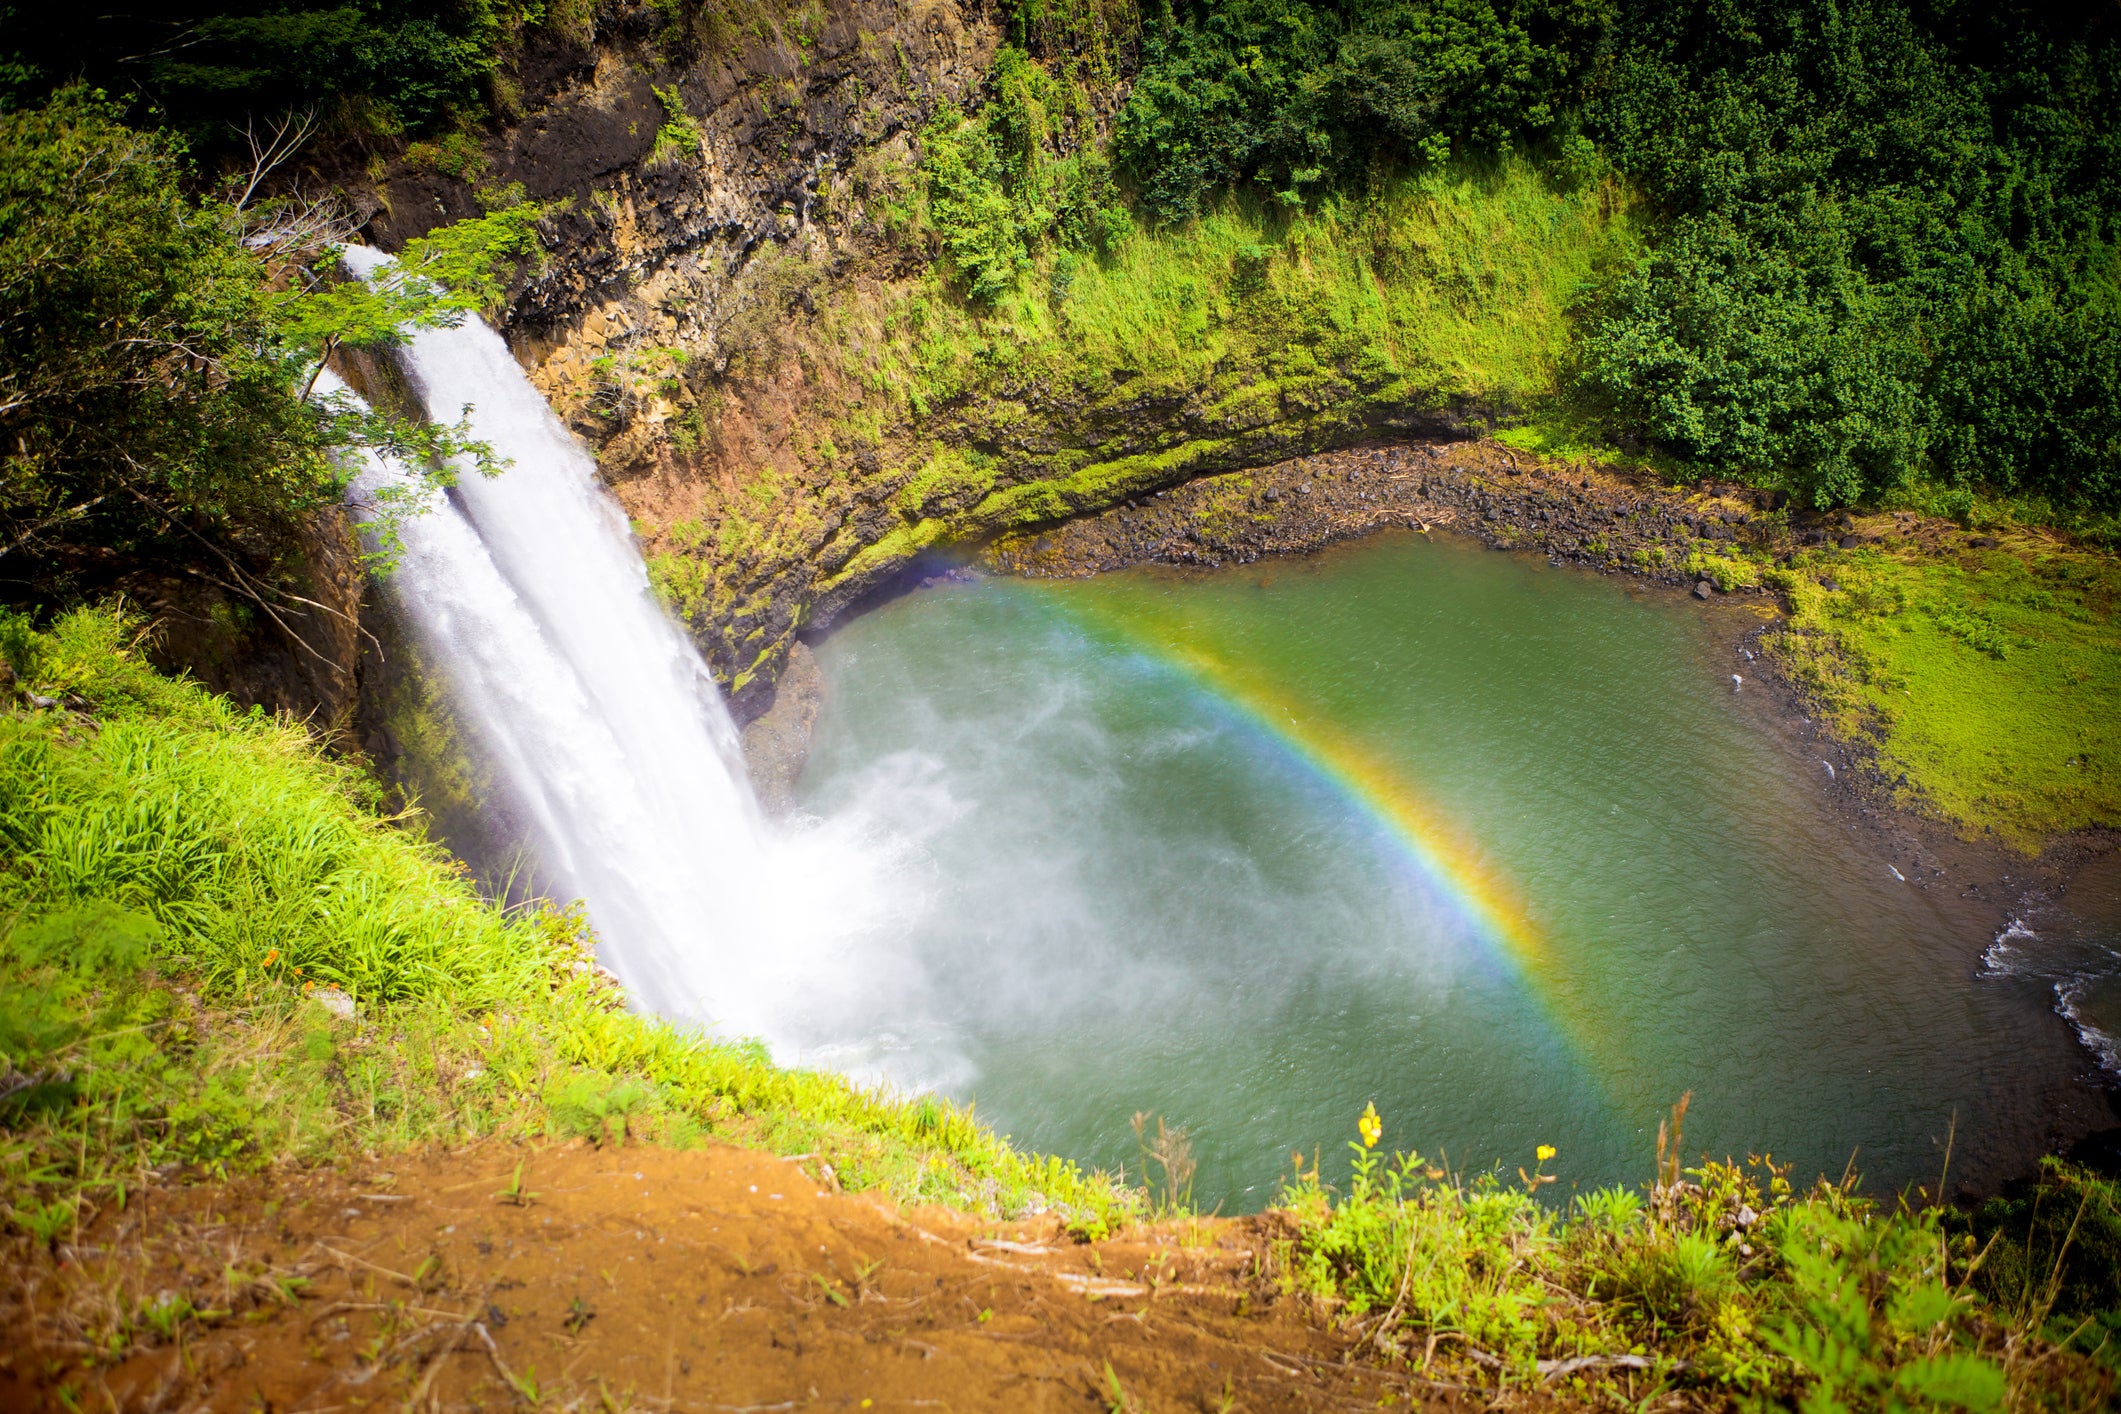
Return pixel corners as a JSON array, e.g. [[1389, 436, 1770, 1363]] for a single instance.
[[1358, 1102, 1383, 1150], [1536, 1144, 1557, 1163]]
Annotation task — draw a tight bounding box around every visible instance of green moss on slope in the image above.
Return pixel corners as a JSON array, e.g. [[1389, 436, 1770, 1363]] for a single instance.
[[661, 156, 1635, 636]]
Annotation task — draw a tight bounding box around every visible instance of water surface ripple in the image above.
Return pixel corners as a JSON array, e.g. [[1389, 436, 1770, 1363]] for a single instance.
[[798, 533, 2114, 1209]]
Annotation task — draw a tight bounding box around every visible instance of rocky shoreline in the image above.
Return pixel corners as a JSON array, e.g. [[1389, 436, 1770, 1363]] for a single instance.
[[973, 433, 2026, 869], [983, 434, 1880, 586]]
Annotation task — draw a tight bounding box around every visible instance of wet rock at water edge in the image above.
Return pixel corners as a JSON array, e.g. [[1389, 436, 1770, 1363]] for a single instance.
[[741, 641, 825, 817], [1693, 580, 1715, 600]]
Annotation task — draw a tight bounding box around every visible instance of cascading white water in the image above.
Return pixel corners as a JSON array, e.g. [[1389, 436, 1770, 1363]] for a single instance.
[[333, 247, 938, 1066]]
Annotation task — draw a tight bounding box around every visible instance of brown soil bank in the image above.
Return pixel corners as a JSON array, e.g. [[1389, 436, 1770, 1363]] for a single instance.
[[0, 1144, 1466, 1414]]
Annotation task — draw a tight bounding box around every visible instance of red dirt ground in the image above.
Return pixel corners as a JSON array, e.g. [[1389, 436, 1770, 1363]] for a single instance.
[[1, 1142, 1475, 1413]]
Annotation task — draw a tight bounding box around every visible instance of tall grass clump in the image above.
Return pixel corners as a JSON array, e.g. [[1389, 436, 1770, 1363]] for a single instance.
[[1276, 1099, 2116, 1408], [0, 605, 1136, 1249], [0, 608, 539, 1007], [1952, 1159, 2121, 1369]]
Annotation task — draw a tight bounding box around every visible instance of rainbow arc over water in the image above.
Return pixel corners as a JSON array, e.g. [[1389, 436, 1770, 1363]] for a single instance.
[[1162, 641, 1563, 985], [1063, 595, 1598, 1076]]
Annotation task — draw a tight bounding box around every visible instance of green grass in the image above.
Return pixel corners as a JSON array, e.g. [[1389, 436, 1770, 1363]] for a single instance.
[[897, 154, 1620, 411], [1764, 538, 2121, 850], [0, 606, 1138, 1251]]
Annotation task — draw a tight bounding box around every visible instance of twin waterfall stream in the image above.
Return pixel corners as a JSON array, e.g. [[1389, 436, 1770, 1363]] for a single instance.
[[330, 247, 906, 1059]]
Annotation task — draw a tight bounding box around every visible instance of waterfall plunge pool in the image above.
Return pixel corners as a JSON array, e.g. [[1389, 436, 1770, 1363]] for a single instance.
[[790, 531, 2121, 1211]]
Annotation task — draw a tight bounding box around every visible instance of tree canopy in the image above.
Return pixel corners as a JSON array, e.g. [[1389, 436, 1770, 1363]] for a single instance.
[[0, 1, 540, 145], [0, 89, 542, 611], [1099, 0, 2120, 509]]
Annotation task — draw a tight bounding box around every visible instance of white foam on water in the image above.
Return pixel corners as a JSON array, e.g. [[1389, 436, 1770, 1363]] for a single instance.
[[1980, 916, 2040, 977], [2054, 975, 2121, 1076], [1970, 903, 2120, 1080]]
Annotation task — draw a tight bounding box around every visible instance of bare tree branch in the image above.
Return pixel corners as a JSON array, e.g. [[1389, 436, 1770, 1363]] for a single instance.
[[230, 109, 320, 214]]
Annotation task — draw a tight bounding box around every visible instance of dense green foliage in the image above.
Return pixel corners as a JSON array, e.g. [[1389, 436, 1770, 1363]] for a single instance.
[[1113, 0, 1606, 220], [1027, 1, 2121, 511], [0, 90, 538, 611], [0, 91, 332, 603], [0, 1, 541, 142], [1581, 0, 2121, 509], [922, 45, 1133, 302], [0, 607, 1135, 1249]]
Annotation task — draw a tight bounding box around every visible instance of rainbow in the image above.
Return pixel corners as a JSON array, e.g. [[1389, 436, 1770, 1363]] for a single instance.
[[1056, 593, 1594, 1069]]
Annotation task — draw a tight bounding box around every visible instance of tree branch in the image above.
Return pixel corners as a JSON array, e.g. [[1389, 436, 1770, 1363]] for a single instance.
[[0, 495, 109, 561]]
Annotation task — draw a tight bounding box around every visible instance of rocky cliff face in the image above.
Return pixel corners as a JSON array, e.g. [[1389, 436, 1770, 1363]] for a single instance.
[[136, 507, 368, 732], [348, 0, 1480, 719], [344, 0, 994, 716]]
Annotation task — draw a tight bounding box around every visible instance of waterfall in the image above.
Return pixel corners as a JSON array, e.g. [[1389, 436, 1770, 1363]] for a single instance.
[[332, 247, 932, 1063]]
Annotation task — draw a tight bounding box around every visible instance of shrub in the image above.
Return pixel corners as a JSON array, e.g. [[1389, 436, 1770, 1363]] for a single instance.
[[0, 90, 544, 609], [921, 45, 1129, 304], [1275, 1105, 2114, 1404]]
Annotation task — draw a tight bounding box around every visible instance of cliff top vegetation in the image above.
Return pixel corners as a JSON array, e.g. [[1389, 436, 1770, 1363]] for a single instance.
[[0, 87, 551, 632], [1087, 0, 2121, 516]]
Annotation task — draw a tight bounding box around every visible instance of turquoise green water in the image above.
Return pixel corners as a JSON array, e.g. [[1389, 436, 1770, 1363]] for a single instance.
[[795, 533, 2105, 1210]]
